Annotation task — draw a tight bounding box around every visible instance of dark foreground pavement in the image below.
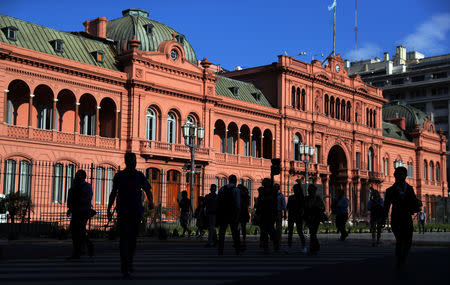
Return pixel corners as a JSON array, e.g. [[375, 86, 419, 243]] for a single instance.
[[0, 236, 449, 285]]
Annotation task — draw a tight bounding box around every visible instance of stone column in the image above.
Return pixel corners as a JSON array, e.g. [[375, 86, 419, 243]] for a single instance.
[[74, 102, 80, 133], [28, 94, 34, 127], [52, 98, 58, 131], [272, 137, 276, 158], [237, 131, 241, 155], [95, 106, 100, 136], [115, 109, 120, 138], [260, 135, 264, 158], [4, 89, 9, 123]]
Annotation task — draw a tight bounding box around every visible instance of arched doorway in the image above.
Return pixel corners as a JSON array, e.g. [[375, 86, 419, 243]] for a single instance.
[[146, 168, 161, 206], [327, 145, 348, 208]]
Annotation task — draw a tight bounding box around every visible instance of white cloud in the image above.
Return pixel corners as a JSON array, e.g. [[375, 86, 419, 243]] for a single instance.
[[401, 13, 450, 54], [343, 43, 382, 61]]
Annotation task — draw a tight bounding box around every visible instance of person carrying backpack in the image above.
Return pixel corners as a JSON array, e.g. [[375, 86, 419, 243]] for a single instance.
[[66, 169, 94, 259], [382, 166, 422, 269], [287, 184, 306, 252], [256, 178, 279, 253], [332, 188, 349, 241], [368, 188, 384, 246], [216, 175, 241, 255]]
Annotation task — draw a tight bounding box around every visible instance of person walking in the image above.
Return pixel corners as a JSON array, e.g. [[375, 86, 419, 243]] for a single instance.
[[275, 183, 287, 246], [204, 184, 218, 247], [382, 166, 421, 268], [368, 188, 384, 247], [238, 184, 250, 250], [216, 175, 241, 255], [256, 178, 279, 253], [287, 184, 306, 252], [178, 190, 192, 237], [107, 152, 153, 279], [194, 196, 207, 238], [332, 188, 349, 241], [304, 184, 325, 255], [416, 210, 426, 234], [66, 169, 94, 259]]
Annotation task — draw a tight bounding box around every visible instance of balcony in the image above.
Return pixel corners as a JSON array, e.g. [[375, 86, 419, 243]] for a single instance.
[[140, 140, 210, 161], [215, 153, 271, 167], [4, 124, 119, 149], [369, 171, 384, 182]]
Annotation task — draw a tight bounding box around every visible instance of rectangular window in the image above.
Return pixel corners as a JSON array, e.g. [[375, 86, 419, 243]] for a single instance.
[[433, 72, 447, 79], [315, 146, 321, 164], [391, 79, 404, 85], [356, 152, 361, 170], [4, 160, 17, 194], [407, 164, 414, 178], [227, 135, 234, 154], [411, 75, 425, 82], [244, 140, 250, 156], [53, 164, 64, 203], [106, 168, 114, 200], [6, 99, 13, 124], [65, 164, 75, 202], [95, 167, 104, 204], [18, 161, 31, 196]]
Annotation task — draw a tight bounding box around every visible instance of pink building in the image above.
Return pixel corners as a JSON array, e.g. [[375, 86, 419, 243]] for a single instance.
[[0, 9, 447, 221]]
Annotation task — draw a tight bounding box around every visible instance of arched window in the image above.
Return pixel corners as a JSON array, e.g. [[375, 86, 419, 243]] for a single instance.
[[291, 86, 296, 108], [336, 98, 340, 120], [430, 161, 434, 181], [369, 109, 373, 127], [384, 158, 389, 176], [296, 88, 301, 110], [4, 159, 17, 194], [436, 163, 440, 182], [341, 99, 346, 121], [167, 112, 177, 143], [366, 108, 369, 126], [6, 99, 13, 124], [330, 96, 335, 118], [301, 89, 306, 111], [146, 108, 157, 140], [347, 102, 351, 122], [293, 134, 302, 161], [424, 160, 428, 180], [186, 115, 196, 146], [18, 160, 32, 196], [324, 94, 329, 116], [368, 147, 374, 172]]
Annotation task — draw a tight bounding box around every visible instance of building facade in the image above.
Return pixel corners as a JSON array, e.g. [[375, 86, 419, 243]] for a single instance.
[[0, 10, 447, 222], [346, 45, 450, 199]]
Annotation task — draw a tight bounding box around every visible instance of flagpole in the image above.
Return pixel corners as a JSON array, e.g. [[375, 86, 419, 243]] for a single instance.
[[333, 5, 336, 56]]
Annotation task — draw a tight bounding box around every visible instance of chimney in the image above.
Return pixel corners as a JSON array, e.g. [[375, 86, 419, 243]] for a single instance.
[[394, 45, 406, 65], [384, 52, 389, 61], [83, 17, 108, 39], [385, 117, 406, 131]]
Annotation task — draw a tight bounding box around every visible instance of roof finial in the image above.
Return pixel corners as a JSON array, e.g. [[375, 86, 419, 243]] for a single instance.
[[172, 32, 177, 41]]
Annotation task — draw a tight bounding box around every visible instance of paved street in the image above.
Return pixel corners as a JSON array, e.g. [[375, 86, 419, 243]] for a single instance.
[[1, 236, 449, 285]]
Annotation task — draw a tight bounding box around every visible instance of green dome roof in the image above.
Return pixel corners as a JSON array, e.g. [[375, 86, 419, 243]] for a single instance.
[[106, 9, 198, 65], [382, 103, 430, 131]]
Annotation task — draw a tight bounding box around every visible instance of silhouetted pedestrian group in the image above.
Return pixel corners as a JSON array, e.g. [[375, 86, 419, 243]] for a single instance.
[[66, 157, 422, 279]]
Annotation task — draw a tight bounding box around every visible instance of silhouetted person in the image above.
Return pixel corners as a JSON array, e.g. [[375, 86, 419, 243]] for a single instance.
[[204, 184, 218, 247], [108, 152, 153, 279], [383, 166, 420, 268], [194, 196, 207, 237], [304, 184, 325, 255], [332, 188, 349, 241], [216, 175, 241, 255], [256, 178, 279, 253], [416, 210, 426, 234], [178, 191, 192, 237], [287, 184, 306, 252], [238, 184, 250, 249], [275, 183, 287, 245], [66, 169, 93, 259], [368, 188, 384, 246]]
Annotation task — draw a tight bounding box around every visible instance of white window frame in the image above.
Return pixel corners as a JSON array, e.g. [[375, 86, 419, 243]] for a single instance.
[[18, 160, 31, 196], [53, 163, 64, 203], [146, 108, 156, 140], [4, 159, 17, 194], [167, 112, 177, 143], [95, 167, 104, 205]]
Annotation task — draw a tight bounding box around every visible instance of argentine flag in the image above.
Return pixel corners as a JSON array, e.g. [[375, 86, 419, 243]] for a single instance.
[[328, 0, 337, 11]]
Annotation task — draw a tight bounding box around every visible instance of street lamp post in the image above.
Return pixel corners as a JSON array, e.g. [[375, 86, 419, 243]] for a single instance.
[[299, 143, 315, 193], [182, 122, 205, 212]]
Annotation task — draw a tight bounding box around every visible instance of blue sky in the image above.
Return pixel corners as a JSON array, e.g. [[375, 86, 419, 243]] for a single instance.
[[1, 0, 449, 70]]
